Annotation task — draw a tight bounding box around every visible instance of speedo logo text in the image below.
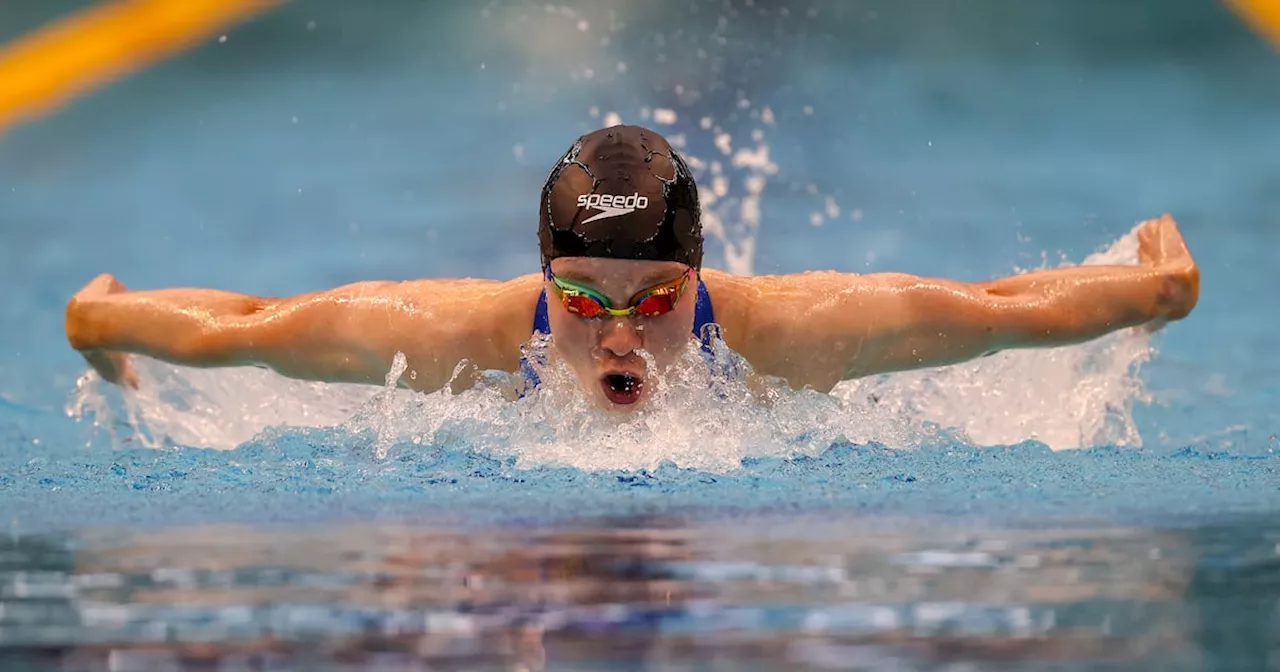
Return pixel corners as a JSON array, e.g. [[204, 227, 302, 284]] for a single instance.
[[577, 192, 650, 223]]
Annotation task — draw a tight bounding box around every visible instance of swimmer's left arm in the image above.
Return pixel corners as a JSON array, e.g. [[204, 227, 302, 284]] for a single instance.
[[724, 214, 1199, 391]]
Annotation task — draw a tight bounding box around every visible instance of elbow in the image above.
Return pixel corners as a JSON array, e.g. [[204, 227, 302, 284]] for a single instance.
[[989, 307, 1099, 351], [914, 285, 1009, 355], [966, 287, 1080, 350]]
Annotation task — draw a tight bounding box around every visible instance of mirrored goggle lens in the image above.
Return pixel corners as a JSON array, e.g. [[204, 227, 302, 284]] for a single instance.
[[563, 294, 607, 317], [634, 293, 677, 317]]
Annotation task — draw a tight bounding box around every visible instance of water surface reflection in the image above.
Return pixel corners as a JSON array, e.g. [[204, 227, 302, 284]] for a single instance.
[[1, 514, 1274, 670]]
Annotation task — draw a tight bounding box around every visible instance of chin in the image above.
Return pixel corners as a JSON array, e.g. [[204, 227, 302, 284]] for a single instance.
[[594, 398, 646, 414]]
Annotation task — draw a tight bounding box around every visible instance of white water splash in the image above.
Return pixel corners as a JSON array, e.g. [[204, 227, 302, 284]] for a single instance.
[[67, 362, 382, 451], [678, 109, 779, 277], [332, 333, 929, 473], [830, 229, 1154, 450]]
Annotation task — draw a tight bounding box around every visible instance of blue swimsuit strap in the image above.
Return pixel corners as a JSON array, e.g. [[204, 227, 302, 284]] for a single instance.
[[522, 279, 716, 388]]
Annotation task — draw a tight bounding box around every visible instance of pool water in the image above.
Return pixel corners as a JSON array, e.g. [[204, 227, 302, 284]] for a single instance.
[[2, 0, 1279, 669]]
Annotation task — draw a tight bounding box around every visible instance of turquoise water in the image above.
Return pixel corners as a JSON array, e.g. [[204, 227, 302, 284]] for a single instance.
[[2, 0, 1280, 668]]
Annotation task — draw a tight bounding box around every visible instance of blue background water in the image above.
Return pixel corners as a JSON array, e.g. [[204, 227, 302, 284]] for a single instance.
[[1, 0, 1279, 668]]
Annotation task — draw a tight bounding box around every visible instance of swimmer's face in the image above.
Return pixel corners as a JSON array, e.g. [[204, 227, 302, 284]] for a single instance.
[[544, 257, 699, 410]]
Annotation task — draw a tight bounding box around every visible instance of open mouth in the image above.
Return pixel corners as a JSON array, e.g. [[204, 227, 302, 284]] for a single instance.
[[600, 372, 644, 406]]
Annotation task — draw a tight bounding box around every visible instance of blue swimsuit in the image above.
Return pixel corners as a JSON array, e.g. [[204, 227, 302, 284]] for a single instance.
[[519, 280, 718, 389]]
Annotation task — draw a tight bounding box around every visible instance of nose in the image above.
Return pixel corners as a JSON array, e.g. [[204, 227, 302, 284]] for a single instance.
[[598, 318, 642, 357]]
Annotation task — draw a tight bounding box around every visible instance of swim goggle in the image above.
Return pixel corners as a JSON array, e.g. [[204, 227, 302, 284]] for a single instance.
[[545, 266, 694, 319]]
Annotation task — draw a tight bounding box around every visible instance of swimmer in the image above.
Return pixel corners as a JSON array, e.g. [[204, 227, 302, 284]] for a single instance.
[[64, 125, 1200, 409]]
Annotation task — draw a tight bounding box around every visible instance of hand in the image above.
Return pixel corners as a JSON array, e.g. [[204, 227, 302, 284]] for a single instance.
[[66, 273, 138, 389], [1137, 213, 1200, 327]]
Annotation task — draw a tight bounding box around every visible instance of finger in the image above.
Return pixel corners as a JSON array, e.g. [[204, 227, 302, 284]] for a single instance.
[[121, 365, 140, 390], [85, 273, 113, 292], [80, 273, 120, 298], [82, 349, 136, 389], [1162, 219, 1192, 257], [1137, 221, 1157, 265]]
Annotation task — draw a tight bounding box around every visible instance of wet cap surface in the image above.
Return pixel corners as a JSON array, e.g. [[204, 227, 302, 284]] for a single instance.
[[538, 125, 703, 269]]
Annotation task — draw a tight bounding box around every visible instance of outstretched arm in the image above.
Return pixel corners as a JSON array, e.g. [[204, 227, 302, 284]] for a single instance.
[[65, 273, 543, 392], [725, 214, 1200, 392]]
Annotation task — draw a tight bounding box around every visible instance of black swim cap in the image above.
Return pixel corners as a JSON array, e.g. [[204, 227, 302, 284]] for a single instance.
[[538, 125, 703, 269]]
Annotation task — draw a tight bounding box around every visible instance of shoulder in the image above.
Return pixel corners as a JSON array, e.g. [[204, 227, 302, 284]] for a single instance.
[[701, 268, 916, 354], [701, 268, 883, 294], [398, 273, 544, 304], [700, 269, 865, 349], [322, 273, 545, 356], [702, 269, 939, 310], [400, 271, 545, 329], [314, 274, 544, 313], [700, 268, 885, 315]]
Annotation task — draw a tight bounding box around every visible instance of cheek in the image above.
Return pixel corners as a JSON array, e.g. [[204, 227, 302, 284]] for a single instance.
[[644, 302, 698, 354], [548, 311, 595, 357], [644, 321, 691, 353]]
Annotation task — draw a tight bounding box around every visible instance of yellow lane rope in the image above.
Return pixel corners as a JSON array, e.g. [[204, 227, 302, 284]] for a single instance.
[[0, 0, 284, 136], [1225, 0, 1280, 48]]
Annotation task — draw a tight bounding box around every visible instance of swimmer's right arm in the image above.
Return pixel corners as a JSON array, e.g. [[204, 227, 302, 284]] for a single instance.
[[65, 272, 543, 392]]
